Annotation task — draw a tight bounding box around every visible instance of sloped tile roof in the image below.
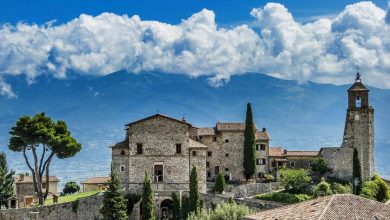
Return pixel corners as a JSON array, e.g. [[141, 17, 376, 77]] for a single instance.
[[286, 150, 319, 157], [348, 82, 369, 92], [111, 139, 128, 148], [216, 122, 246, 131], [197, 128, 216, 136], [245, 194, 390, 220], [125, 113, 191, 127], [15, 176, 59, 183], [188, 139, 208, 149], [256, 131, 271, 140], [269, 147, 285, 157], [81, 177, 110, 184]]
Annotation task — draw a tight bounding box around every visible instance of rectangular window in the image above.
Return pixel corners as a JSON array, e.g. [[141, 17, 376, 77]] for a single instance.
[[290, 161, 295, 168], [215, 166, 220, 175], [207, 151, 212, 157], [192, 151, 197, 156], [256, 144, 266, 150], [256, 158, 266, 165], [272, 161, 276, 168], [42, 183, 46, 189], [225, 139, 229, 143], [154, 165, 163, 182], [137, 143, 143, 154], [176, 144, 182, 154], [207, 171, 211, 178], [225, 153, 229, 157], [206, 161, 210, 168], [213, 137, 217, 142], [120, 165, 126, 172]]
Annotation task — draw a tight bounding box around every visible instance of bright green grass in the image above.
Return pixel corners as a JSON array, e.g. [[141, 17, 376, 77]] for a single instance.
[[44, 190, 101, 205]]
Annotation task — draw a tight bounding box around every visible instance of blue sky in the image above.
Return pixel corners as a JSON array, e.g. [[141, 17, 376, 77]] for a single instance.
[[0, 0, 388, 25], [0, 1, 390, 98]]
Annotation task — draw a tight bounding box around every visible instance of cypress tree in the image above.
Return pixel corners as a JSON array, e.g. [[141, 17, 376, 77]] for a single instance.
[[189, 166, 200, 213], [172, 192, 182, 220], [181, 196, 190, 220], [353, 148, 362, 195], [244, 103, 256, 180], [100, 166, 128, 220], [0, 152, 15, 208], [215, 172, 226, 194], [141, 172, 155, 220]]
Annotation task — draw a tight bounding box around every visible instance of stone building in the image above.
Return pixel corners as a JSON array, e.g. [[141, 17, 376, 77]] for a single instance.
[[81, 177, 110, 193], [12, 174, 59, 208]]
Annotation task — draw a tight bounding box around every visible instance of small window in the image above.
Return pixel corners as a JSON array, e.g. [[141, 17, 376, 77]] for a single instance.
[[309, 161, 313, 167], [176, 144, 182, 154], [215, 166, 220, 175], [225, 139, 229, 143], [192, 151, 197, 156], [213, 137, 217, 142], [272, 161, 276, 168], [137, 143, 143, 154], [206, 161, 210, 168], [42, 183, 46, 189], [120, 165, 126, 172], [154, 165, 163, 182], [120, 150, 126, 155], [256, 144, 266, 150], [355, 96, 362, 108], [256, 158, 266, 165], [207, 151, 212, 157], [199, 136, 203, 140], [225, 153, 229, 157], [290, 161, 295, 168], [225, 168, 229, 172], [207, 171, 211, 178]]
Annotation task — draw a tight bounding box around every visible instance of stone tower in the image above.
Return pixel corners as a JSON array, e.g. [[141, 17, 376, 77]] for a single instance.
[[341, 72, 375, 181]]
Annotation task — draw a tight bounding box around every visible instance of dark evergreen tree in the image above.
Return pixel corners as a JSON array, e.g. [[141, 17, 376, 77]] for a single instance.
[[353, 148, 362, 195], [100, 166, 128, 220], [63, 181, 80, 195], [0, 152, 15, 208], [243, 103, 256, 180], [125, 192, 141, 216], [171, 192, 182, 220], [215, 172, 226, 194], [181, 196, 190, 220], [141, 172, 155, 220], [189, 166, 200, 213]]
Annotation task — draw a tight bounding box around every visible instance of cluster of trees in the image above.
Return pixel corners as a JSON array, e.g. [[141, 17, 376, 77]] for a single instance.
[[188, 200, 251, 220], [0, 152, 15, 208], [63, 181, 80, 195]]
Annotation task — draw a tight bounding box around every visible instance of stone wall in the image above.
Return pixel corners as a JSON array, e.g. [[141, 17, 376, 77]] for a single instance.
[[229, 182, 281, 198], [0, 195, 103, 220], [321, 147, 354, 181]]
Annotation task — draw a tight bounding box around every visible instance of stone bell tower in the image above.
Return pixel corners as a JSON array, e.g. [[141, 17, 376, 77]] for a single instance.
[[341, 71, 375, 181]]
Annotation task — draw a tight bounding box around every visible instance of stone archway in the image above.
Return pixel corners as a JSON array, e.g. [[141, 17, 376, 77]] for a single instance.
[[160, 199, 173, 220]]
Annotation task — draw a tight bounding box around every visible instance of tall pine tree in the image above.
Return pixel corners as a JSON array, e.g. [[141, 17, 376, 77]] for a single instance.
[[100, 166, 127, 220], [244, 103, 256, 180], [353, 148, 362, 195], [189, 166, 200, 213], [141, 172, 155, 220], [0, 152, 15, 208]]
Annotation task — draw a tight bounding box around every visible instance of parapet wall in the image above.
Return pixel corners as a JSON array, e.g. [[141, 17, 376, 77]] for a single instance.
[[0, 194, 103, 220]]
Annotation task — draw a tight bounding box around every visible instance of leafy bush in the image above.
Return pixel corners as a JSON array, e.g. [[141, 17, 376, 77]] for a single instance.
[[254, 191, 313, 204], [215, 172, 226, 194], [280, 169, 312, 194], [125, 193, 141, 216], [313, 178, 332, 196], [372, 175, 390, 202], [360, 181, 379, 200], [263, 174, 274, 183], [331, 183, 352, 194], [311, 157, 328, 176], [188, 201, 251, 220], [63, 181, 80, 195]]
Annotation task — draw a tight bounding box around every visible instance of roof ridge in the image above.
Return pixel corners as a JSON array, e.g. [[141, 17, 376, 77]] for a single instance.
[[318, 195, 336, 220]]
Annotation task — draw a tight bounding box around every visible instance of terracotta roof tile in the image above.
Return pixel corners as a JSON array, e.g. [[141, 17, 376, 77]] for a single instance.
[[256, 131, 271, 140], [188, 139, 208, 149], [269, 147, 285, 157], [286, 151, 319, 157], [245, 194, 390, 220], [81, 177, 110, 184]]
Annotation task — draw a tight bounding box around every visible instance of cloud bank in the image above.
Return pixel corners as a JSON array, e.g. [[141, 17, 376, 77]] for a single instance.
[[1, 1, 390, 97]]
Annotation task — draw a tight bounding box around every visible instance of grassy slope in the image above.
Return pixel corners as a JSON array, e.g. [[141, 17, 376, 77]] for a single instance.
[[44, 190, 101, 205]]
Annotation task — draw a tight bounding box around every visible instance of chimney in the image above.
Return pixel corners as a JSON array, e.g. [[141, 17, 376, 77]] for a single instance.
[[283, 149, 288, 155], [262, 127, 266, 132]]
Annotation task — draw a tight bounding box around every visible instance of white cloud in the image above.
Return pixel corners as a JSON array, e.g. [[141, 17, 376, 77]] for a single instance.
[[1, 1, 390, 96]]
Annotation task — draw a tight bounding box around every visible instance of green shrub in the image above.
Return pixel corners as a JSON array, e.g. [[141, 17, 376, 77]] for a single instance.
[[280, 169, 312, 194], [313, 178, 332, 196], [215, 173, 226, 194], [360, 181, 379, 200], [372, 175, 390, 202], [311, 157, 328, 176], [254, 191, 313, 204], [188, 202, 251, 220], [331, 183, 352, 194], [125, 193, 141, 216], [263, 174, 274, 183]]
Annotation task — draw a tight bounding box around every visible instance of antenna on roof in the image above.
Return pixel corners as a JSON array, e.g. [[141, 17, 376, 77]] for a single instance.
[[355, 66, 362, 82], [157, 110, 159, 115]]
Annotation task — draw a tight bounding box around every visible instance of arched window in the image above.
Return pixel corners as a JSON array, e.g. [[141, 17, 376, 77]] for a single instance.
[[355, 96, 362, 108]]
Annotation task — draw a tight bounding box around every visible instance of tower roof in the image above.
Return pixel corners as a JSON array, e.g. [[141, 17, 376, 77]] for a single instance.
[[348, 71, 369, 92]]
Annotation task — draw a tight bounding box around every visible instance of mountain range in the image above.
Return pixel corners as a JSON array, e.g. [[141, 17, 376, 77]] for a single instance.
[[0, 71, 389, 188]]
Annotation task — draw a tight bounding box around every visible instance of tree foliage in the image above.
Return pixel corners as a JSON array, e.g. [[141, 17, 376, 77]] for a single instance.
[[172, 192, 182, 220], [125, 192, 141, 216], [215, 172, 226, 194], [141, 172, 155, 220], [280, 169, 311, 194], [188, 201, 251, 220], [313, 178, 332, 196], [181, 196, 190, 220], [352, 148, 362, 195], [331, 183, 352, 194], [63, 181, 80, 195], [189, 166, 200, 214], [372, 175, 390, 202], [311, 157, 328, 176], [8, 113, 81, 205], [100, 166, 127, 220], [0, 152, 15, 208], [243, 103, 256, 179]]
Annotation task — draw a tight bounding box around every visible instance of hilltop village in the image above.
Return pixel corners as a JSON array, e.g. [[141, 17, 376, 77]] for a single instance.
[[0, 75, 389, 220]]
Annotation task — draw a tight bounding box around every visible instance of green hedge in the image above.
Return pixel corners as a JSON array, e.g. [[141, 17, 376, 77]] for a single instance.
[[254, 191, 313, 204]]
